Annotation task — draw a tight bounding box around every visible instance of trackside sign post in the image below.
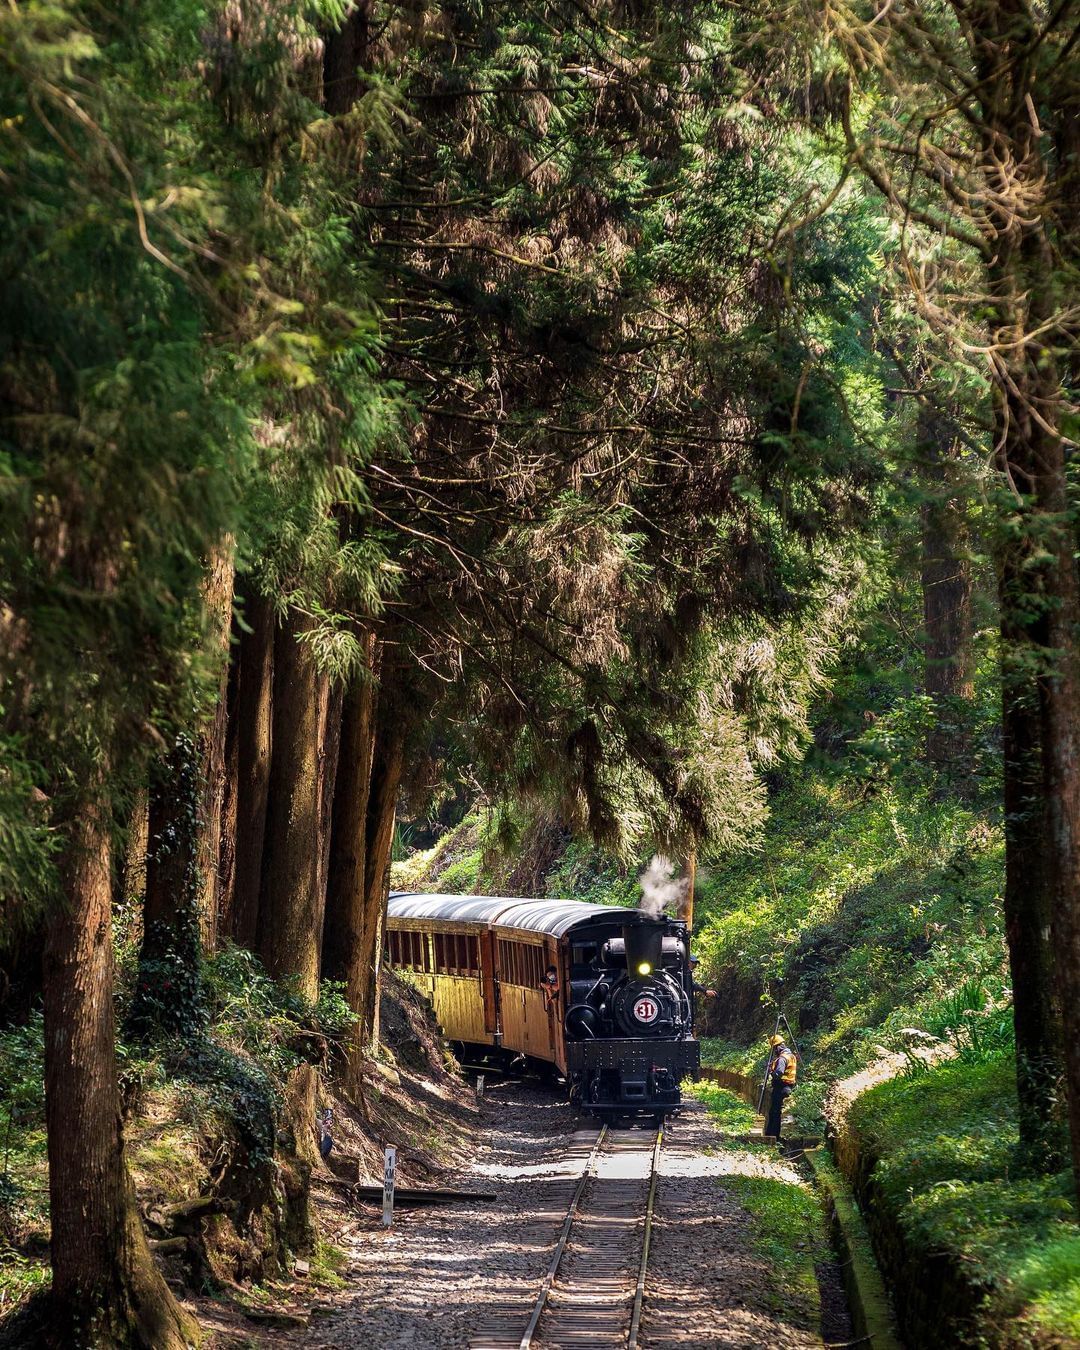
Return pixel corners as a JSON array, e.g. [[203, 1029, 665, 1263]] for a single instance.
[[382, 1146, 396, 1228]]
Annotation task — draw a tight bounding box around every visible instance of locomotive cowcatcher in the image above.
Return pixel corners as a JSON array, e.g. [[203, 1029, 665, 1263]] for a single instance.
[[385, 892, 701, 1119]]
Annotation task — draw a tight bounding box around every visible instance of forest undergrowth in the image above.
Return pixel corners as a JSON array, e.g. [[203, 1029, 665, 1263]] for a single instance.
[[0, 934, 467, 1330]]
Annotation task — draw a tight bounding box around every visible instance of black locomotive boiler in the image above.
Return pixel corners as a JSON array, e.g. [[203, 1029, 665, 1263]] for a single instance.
[[385, 892, 701, 1118]]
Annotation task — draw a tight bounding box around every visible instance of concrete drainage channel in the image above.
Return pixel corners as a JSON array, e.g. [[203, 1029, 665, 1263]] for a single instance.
[[805, 1150, 902, 1350]]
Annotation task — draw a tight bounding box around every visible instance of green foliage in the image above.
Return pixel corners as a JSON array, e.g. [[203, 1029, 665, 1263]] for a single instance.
[[172, 1038, 279, 1168], [0, 1014, 44, 1145], [0, 734, 57, 937], [1010, 1237, 1080, 1341], [892, 980, 1015, 1080], [435, 851, 484, 897], [353, 0, 887, 859], [0, 1239, 51, 1320], [542, 840, 641, 909], [698, 1039, 762, 1077], [788, 1079, 829, 1137], [685, 1080, 758, 1136], [0, 0, 399, 921], [0, 1016, 49, 1319], [725, 1173, 825, 1324], [203, 945, 356, 1079], [0, 1014, 46, 1212], [694, 755, 1006, 1075], [131, 947, 358, 1167]]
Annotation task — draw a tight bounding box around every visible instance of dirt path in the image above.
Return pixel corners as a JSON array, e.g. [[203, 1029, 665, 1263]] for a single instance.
[[293, 1083, 844, 1349]]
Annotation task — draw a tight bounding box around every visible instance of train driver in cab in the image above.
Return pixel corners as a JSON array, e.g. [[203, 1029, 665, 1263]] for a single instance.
[[541, 964, 560, 1010], [688, 954, 717, 1002]]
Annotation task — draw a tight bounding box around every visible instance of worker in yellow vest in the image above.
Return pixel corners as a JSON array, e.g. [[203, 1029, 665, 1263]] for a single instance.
[[764, 1034, 797, 1141]]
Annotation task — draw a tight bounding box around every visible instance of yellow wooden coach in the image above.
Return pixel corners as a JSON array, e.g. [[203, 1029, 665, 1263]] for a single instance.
[[385, 891, 619, 1075]]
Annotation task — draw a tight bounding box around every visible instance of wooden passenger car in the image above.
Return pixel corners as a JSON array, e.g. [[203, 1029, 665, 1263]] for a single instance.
[[385, 891, 620, 1074]]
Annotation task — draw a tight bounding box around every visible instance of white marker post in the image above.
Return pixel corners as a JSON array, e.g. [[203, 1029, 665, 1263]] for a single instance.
[[476, 1073, 485, 1102], [382, 1146, 397, 1228]]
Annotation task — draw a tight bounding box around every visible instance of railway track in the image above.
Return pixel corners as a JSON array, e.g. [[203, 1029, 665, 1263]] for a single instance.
[[470, 1122, 664, 1350]]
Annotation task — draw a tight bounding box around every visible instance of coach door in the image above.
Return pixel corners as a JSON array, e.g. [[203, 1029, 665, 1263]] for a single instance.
[[543, 937, 561, 1063], [480, 929, 499, 1037]]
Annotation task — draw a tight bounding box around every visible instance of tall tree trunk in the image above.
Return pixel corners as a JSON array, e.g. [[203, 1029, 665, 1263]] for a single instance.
[[917, 406, 974, 775], [322, 0, 373, 115], [195, 543, 235, 951], [1041, 65, 1080, 1190], [129, 734, 205, 1038], [1037, 421, 1080, 1192], [257, 610, 324, 1000], [361, 683, 408, 1053], [42, 779, 197, 1348], [129, 549, 234, 1036], [230, 587, 274, 951], [985, 133, 1073, 1171], [316, 676, 344, 942], [322, 632, 378, 1080], [999, 586, 1062, 1160], [218, 622, 242, 942], [968, 9, 1075, 1180], [117, 787, 149, 917]]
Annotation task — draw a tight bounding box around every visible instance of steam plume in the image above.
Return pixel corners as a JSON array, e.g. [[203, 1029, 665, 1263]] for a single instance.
[[637, 855, 687, 919]]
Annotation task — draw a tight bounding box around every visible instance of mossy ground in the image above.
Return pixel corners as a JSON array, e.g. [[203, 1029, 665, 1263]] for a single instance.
[[850, 1055, 1079, 1342]]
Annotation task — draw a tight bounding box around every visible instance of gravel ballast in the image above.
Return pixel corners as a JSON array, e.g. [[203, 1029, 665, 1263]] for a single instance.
[[296, 1081, 842, 1349]]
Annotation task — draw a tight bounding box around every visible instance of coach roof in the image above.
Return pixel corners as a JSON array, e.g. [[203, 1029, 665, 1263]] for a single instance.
[[387, 891, 632, 937]]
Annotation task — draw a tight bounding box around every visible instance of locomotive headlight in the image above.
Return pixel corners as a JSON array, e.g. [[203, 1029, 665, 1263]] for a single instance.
[[636, 961, 652, 976]]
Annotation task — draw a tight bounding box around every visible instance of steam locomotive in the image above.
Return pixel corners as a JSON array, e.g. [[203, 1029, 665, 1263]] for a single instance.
[[385, 892, 700, 1118]]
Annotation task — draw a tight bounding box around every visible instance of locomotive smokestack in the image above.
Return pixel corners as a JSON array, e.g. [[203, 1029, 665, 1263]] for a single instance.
[[622, 915, 664, 979]]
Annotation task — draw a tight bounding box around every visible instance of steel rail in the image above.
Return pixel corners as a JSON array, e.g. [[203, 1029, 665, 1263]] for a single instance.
[[626, 1125, 663, 1349], [519, 1125, 608, 1350]]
